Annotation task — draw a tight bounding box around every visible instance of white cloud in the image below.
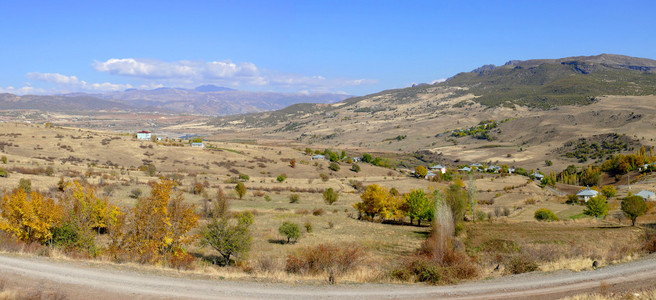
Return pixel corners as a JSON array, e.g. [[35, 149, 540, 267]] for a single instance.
[[25, 72, 134, 93], [26, 72, 80, 85], [0, 85, 40, 95], [93, 58, 376, 91]]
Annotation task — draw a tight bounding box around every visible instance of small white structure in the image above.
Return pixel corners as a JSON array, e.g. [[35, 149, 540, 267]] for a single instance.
[[425, 171, 436, 179], [636, 190, 656, 201], [458, 166, 472, 172], [137, 131, 151, 140], [576, 187, 599, 202], [312, 154, 325, 160], [191, 142, 205, 148], [431, 164, 447, 174], [531, 173, 545, 181]]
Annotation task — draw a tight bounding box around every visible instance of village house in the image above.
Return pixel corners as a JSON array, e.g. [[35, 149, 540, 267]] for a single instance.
[[636, 190, 656, 201], [137, 131, 151, 140], [576, 187, 599, 202], [312, 154, 325, 160], [531, 173, 545, 181], [191, 142, 205, 148], [458, 166, 472, 172], [431, 164, 447, 174]]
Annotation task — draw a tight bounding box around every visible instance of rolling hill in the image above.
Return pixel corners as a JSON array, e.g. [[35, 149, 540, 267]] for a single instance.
[[197, 54, 656, 171]]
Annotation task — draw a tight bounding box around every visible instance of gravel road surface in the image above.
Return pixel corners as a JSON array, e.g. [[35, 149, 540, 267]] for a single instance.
[[1, 254, 656, 299]]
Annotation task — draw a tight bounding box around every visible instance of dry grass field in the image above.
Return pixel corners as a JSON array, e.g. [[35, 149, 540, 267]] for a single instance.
[[0, 121, 654, 285]]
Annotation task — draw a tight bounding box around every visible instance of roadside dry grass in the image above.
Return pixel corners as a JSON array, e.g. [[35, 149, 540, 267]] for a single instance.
[[465, 220, 645, 276], [562, 288, 656, 300]]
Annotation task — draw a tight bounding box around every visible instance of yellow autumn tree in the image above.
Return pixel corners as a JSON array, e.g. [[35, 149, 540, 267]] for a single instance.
[[0, 188, 63, 243], [110, 179, 198, 264], [54, 180, 121, 253], [353, 184, 403, 220]]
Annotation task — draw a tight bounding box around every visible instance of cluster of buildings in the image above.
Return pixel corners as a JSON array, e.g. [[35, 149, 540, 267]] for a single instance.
[[136, 130, 204, 147]]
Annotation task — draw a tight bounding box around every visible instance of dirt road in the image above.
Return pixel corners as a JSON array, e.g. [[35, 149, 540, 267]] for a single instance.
[[1, 253, 656, 299]]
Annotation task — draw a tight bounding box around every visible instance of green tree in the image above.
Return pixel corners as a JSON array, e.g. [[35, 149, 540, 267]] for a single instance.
[[0, 156, 6, 164], [584, 195, 608, 218], [445, 183, 467, 224], [279, 221, 301, 244], [403, 189, 431, 226], [622, 195, 647, 226], [235, 182, 246, 199], [601, 185, 617, 198], [362, 153, 372, 163], [351, 164, 361, 173], [415, 166, 428, 178], [329, 162, 340, 171], [323, 188, 339, 205], [201, 211, 253, 265]]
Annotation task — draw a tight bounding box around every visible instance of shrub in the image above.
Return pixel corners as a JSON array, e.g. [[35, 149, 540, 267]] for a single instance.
[[534, 208, 558, 221], [276, 174, 287, 183], [351, 164, 361, 172], [239, 174, 250, 181], [279, 221, 301, 244], [0, 155, 6, 164], [289, 159, 296, 168], [285, 243, 365, 284], [45, 166, 54, 176], [312, 208, 325, 216], [304, 221, 313, 233], [235, 182, 246, 199], [201, 211, 253, 266], [323, 188, 339, 205], [264, 195, 272, 202], [0, 168, 7, 178], [18, 178, 31, 193], [328, 162, 340, 172], [289, 194, 300, 203], [506, 254, 539, 274], [319, 173, 329, 182]]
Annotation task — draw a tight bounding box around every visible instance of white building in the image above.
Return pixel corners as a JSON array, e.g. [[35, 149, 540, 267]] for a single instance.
[[137, 131, 152, 140]]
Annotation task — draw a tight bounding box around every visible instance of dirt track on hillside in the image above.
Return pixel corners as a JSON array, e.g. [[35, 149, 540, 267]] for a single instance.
[[2, 254, 656, 299]]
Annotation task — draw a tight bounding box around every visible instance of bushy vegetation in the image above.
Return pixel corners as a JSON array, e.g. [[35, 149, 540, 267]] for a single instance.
[[450, 119, 508, 141], [286, 243, 365, 284], [534, 208, 558, 221], [201, 211, 253, 265], [622, 195, 646, 226], [279, 221, 301, 244], [584, 195, 608, 218], [560, 134, 637, 163], [322, 188, 339, 205]]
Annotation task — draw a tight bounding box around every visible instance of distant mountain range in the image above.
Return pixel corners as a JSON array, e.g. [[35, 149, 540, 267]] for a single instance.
[[0, 85, 351, 116]]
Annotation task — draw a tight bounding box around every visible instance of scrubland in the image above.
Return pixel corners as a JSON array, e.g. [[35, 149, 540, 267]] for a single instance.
[[0, 121, 655, 287]]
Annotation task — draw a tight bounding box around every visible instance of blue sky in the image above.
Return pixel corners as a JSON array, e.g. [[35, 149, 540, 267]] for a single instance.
[[1, 0, 654, 96]]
